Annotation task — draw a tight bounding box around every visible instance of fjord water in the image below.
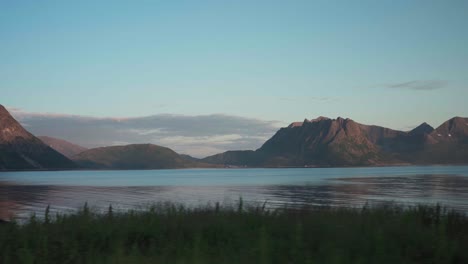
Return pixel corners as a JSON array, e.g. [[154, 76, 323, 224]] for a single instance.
[[1, 166, 468, 220]]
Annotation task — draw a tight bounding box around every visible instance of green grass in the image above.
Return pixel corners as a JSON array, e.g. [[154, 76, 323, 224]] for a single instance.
[[1, 202, 467, 264]]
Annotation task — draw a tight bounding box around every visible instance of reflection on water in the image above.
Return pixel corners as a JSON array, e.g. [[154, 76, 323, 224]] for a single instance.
[[1, 167, 468, 220]]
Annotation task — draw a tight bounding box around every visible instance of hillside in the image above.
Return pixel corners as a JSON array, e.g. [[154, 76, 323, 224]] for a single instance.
[[73, 144, 216, 169], [39, 136, 87, 158], [0, 105, 76, 170], [410, 117, 468, 164]]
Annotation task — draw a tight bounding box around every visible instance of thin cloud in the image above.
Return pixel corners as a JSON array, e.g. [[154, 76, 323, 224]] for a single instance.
[[8, 108, 280, 158], [279, 96, 335, 103], [386, 80, 448, 91]]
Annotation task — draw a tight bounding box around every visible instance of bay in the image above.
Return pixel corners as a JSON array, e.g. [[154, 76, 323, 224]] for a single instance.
[[1, 166, 468, 220]]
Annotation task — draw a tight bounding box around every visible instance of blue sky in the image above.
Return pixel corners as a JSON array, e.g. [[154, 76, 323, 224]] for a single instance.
[[1, 0, 468, 131]]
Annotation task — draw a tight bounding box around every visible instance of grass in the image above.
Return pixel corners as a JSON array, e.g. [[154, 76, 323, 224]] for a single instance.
[[1, 201, 467, 264]]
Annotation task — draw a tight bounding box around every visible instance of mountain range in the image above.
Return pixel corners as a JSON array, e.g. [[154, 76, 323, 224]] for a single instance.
[[1, 104, 467, 170], [202, 116, 468, 167]]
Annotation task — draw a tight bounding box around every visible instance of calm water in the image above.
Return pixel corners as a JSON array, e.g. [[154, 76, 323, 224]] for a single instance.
[[1, 166, 468, 220]]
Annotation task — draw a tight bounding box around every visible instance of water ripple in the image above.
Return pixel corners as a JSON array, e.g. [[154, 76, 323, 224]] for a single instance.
[[1, 168, 468, 220]]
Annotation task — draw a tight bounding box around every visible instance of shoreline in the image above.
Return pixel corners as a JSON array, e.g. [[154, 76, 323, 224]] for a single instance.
[[2, 163, 468, 172]]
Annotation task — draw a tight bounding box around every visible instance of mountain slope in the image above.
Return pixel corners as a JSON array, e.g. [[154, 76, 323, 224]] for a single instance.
[[430, 117, 468, 142], [202, 150, 262, 167], [204, 117, 398, 166], [409, 122, 434, 136], [411, 117, 468, 164], [73, 144, 216, 169], [39, 136, 87, 158], [0, 105, 76, 170], [203, 117, 468, 167]]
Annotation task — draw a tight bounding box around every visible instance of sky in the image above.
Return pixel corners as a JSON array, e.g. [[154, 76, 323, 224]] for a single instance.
[[2, 1, 468, 156]]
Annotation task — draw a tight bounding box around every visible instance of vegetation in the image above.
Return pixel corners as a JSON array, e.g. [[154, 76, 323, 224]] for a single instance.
[[1, 202, 467, 264], [73, 144, 215, 169]]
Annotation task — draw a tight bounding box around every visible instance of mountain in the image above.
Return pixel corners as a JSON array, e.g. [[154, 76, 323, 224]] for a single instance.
[[430, 117, 468, 141], [203, 116, 468, 167], [409, 122, 434, 135], [73, 144, 217, 169], [203, 117, 401, 166], [202, 150, 262, 166], [179, 154, 202, 162], [411, 117, 468, 164], [38, 136, 87, 158], [0, 105, 76, 170]]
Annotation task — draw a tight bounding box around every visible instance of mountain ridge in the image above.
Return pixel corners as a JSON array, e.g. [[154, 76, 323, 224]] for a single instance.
[[202, 116, 468, 167], [2, 103, 467, 169], [73, 143, 218, 169]]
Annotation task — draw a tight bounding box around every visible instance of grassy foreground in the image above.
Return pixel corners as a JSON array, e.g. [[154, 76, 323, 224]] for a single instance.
[[1, 202, 468, 264]]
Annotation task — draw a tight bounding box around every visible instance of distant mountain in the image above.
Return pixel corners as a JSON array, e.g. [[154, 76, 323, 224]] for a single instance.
[[4, 103, 467, 170], [203, 116, 468, 167], [202, 150, 262, 166], [409, 122, 434, 135], [411, 117, 468, 164], [430, 117, 468, 141], [38, 136, 87, 158], [0, 105, 76, 170], [73, 144, 217, 169], [179, 154, 202, 162]]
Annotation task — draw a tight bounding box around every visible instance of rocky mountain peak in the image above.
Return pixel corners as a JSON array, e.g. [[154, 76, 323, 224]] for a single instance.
[[0, 105, 35, 143], [288, 121, 305, 128], [432, 117, 468, 139], [310, 116, 331, 122], [409, 122, 434, 135]]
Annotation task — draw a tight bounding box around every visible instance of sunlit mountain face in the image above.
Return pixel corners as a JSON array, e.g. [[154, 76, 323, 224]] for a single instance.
[[0, 106, 76, 170]]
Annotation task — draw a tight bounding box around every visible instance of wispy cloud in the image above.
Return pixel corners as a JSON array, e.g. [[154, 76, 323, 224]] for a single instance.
[[386, 80, 448, 91], [8, 108, 280, 158], [279, 96, 335, 102]]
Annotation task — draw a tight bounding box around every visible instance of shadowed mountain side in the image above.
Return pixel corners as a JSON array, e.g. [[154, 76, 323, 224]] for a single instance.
[[0, 105, 76, 170], [73, 144, 219, 169], [203, 116, 468, 167], [179, 154, 203, 162], [409, 122, 434, 135], [430, 117, 468, 141], [39, 136, 87, 158], [409, 117, 468, 164], [202, 150, 266, 167]]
